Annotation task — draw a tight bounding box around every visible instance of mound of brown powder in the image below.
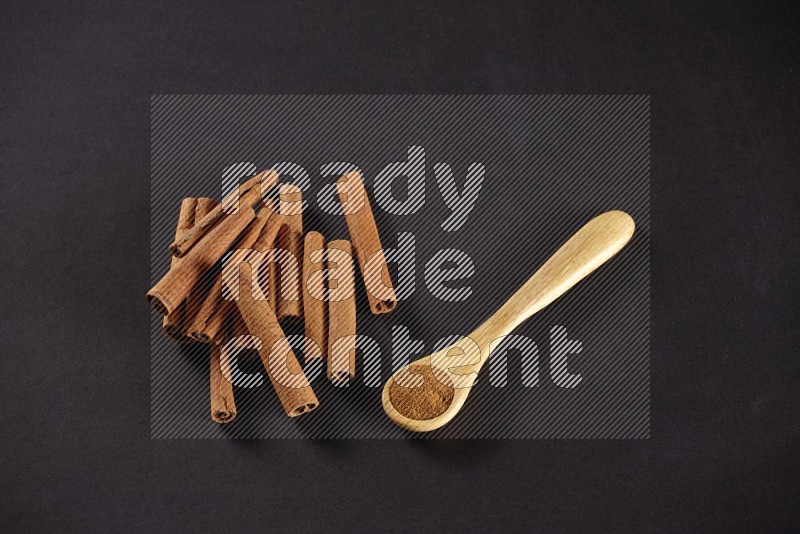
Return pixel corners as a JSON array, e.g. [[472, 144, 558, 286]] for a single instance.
[[389, 364, 455, 420]]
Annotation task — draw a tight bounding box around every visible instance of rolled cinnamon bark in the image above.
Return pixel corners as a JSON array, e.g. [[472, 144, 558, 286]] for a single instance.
[[162, 197, 197, 342], [187, 279, 225, 343], [253, 203, 285, 253], [187, 209, 270, 342], [268, 260, 278, 313], [196, 198, 220, 223], [303, 231, 327, 363], [337, 171, 397, 314], [209, 341, 237, 423], [254, 204, 285, 308], [229, 265, 319, 417], [203, 301, 230, 345], [267, 204, 280, 313], [229, 301, 249, 338], [225, 301, 261, 359], [327, 239, 356, 383], [202, 204, 286, 343], [277, 183, 303, 321], [179, 198, 219, 337], [227, 201, 285, 347], [147, 206, 256, 316], [169, 169, 277, 257]]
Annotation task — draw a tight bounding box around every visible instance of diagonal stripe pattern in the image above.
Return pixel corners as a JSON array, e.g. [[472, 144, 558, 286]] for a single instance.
[[151, 95, 650, 439]]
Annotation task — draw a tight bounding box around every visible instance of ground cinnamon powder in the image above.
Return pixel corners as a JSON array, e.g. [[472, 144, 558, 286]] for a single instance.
[[389, 364, 455, 420]]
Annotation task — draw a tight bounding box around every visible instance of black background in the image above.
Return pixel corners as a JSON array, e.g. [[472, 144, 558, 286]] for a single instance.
[[2, 0, 798, 532]]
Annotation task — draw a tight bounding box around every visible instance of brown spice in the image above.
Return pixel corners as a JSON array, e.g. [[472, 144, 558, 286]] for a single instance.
[[230, 265, 319, 418], [337, 171, 397, 315], [224, 300, 258, 361], [182, 198, 224, 340], [169, 170, 277, 257], [302, 231, 326, 362], [268, 259, 278, 314], [326, 239, 356, 383], [251, 201, 285, 253], [186, 206, 270, 342], [389, 364, 455, 420], [209, 341, 237, 423], [277, 183, 303, 321], [162, 197, 197, 341], [256, 206, 285, 316], [205, 203, 286, 344], [147, 206, 256, 316]]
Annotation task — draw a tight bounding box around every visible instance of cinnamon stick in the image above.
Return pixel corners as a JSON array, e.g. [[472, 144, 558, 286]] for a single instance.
[[229, 300, 250, 340], [187, 277, 225, 342], [268, 259, 279, 313], [179, 198, 219, 336], [196, 198, 220, 222], [265, 203, 280, 314], [277, 183, 303, 321], [147, 205, 257, 316], [337, 171, 397, 314], [203, 205, 286, 343], [204, 303, 230, 345], [169, 169, 277, 257], [162, 197, 197, 342], [327, 239, 356, 383], [229, 264, 319, 417], [209, 341, 237, 423], [303, 231, 327, 363], [226, 302, 265, 362], [186, 209, 270, 342], [253, 203, 285, 253], [252, 203, 286, 304]]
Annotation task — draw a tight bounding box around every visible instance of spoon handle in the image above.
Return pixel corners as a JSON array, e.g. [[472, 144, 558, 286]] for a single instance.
[[470, 211, 635, 351]]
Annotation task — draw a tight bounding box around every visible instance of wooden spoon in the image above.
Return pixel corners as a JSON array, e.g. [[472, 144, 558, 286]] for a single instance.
[[381, 210, 636, 432]]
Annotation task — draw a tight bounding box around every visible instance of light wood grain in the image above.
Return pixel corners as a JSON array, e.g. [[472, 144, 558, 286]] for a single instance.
[[381, 211, 636, 432]]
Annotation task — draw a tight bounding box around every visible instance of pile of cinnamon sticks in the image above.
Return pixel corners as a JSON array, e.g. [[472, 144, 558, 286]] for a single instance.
[[147, 170, 397, 423]]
